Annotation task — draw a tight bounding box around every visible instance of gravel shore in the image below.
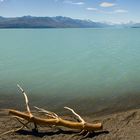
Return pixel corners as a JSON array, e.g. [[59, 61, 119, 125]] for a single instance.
[[0, 108, 140, 140]]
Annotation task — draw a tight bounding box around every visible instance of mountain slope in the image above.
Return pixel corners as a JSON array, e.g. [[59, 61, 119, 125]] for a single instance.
[[0, 16, 109, 28]]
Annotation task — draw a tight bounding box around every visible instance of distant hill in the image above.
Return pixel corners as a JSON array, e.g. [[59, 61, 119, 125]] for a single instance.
[[131, 23, 140, 28], [0, 16, 110, 28], [0, 16, 139, 28]]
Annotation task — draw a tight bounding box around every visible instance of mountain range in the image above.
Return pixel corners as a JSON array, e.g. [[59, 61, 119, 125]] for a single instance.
[[0, 16, 139, 28]]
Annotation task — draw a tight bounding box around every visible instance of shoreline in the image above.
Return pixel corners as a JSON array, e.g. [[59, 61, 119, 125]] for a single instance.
[[0, 92, 140, 117], [0, 91, 140, 139]]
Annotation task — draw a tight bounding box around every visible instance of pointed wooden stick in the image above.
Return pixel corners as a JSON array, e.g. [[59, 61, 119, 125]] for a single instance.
[[0, 126, 24, 137], [83, 132, 90, 138], [78, 129, 86, 135], [64, 107, 85, 124], [0, 120, 30, 137], [17, 84, 33, 118], [34, 106, 58, 119], [13, 116, 30, 129]]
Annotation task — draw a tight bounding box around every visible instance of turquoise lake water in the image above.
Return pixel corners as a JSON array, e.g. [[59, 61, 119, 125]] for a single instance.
[[0, 28, 140, 113]]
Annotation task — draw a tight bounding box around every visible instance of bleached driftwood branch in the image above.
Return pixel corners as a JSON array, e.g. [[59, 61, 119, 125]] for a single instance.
[[64, 106, 85, 124], [34, 106, 58, 119], [1, 85, 103, 137], [17, 84, 33, 118]]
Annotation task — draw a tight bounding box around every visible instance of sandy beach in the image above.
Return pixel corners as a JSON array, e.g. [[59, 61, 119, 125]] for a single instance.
[[0, 108, 140, 140]]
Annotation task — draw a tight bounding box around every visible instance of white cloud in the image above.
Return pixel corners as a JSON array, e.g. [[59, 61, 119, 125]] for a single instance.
[[100, 2, 116, 7], [86, 7, 98, 11], [64, 0, 84, 5], [114, 9, 128, 13], [73, 2, 84, 5], [0, 0, 4, 2]]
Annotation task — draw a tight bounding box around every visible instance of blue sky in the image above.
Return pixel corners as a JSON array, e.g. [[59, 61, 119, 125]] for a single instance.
[[0, 0, 139, 23]]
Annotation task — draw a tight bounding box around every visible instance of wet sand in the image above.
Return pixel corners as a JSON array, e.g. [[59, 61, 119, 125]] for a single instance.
[[1, 92, 140, 116]]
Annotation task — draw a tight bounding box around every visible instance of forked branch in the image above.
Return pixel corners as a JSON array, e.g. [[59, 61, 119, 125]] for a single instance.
[[64, 106, 85, 124]]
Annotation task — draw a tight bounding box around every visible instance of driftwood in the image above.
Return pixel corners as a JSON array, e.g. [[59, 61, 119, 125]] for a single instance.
[[0, 85, 103, 137]]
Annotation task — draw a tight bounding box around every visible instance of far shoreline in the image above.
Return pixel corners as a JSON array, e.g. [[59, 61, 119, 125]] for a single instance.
[[0, 92, 140, 117]]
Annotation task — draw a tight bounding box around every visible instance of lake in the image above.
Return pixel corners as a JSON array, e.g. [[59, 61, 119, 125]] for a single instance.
[[0, 28, 140, 114]]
